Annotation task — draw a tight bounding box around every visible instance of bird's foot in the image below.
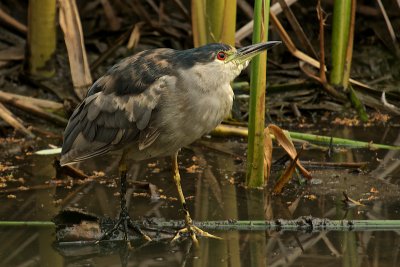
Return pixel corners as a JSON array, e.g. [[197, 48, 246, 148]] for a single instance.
[[96, 210, 151, 246], [172, 223, 222, 246]]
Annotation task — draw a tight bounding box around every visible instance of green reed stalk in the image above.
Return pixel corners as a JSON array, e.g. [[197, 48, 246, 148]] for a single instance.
[[344, 0, 368, 122], [330, 0, 351, 85], [191, 0, 207, 47], [246, 0, 271, 187], [192, 0, 236, 46], [25, 0, 56, 78], [220, 1, 237, 46], [331, 0, 367, 122]]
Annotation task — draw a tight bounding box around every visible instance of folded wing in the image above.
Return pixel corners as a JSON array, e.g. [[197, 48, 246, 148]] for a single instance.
[[60, 49, 176, 165]]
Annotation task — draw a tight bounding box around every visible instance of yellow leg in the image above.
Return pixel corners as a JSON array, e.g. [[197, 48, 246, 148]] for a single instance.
[[171, 151, 221, 246]]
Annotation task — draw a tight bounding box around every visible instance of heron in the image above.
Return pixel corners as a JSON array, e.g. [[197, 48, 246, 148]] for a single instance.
[[60, 41, 280, 245]]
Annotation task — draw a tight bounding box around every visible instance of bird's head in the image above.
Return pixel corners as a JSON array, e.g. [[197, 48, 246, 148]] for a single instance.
[[176, 41, 281, 84]]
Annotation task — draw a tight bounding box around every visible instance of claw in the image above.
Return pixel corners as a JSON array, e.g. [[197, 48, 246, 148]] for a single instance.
[[171, 224, 222, 246], [96, 211, 152, 245], [95, 164, 152, 246]]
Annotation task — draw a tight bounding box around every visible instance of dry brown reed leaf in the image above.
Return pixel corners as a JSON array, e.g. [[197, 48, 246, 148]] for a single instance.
[[59, 0, 93, 100], [268, 124, 311, 179], [272, 148, 300, 194], [127, 22, 145, 50], [263, 127, 273, 183]]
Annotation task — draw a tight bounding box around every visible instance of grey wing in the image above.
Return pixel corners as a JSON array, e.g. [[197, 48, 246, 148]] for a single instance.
[[60, 76, 170, 166]]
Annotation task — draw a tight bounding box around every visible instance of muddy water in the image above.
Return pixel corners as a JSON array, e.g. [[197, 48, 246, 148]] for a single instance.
[[0, 125, 399, 267]]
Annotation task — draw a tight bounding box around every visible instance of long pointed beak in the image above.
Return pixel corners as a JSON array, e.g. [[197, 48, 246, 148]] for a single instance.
[[231, 41, 281, 64]]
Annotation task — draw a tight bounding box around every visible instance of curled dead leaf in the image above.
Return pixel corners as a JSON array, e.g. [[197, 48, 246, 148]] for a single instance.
[[263, 127, 273, 183], [273, 148, 301, 194], [268, 124, 312, 179]]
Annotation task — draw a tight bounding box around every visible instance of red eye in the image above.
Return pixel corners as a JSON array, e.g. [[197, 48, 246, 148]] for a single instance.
[[217, 51, 226, 60]]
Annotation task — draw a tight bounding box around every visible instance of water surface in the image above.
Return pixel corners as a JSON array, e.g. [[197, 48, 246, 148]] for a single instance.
[[0, 125, 399, 266]]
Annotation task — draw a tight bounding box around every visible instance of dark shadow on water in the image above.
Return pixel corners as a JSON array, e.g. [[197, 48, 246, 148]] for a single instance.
[[1, 126, 400, 266]]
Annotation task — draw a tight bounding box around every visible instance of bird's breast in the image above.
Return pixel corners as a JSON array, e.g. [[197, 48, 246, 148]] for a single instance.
[[155, 81, 234, 153], [189, 83, 233, 133]]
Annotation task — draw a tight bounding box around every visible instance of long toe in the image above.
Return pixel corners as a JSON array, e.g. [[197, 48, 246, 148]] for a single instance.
[[172, 224, 222, 246], [128, 220, 152, 242], [97, 214, 151, 243]]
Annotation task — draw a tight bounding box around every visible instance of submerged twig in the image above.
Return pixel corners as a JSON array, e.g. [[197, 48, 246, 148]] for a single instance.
[[152, 218, 400, 231], [3, 217, 400, 232], [301, 161, 367, 169]]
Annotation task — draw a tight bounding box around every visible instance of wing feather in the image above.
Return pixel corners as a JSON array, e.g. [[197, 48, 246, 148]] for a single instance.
[[61, 82, 176, 166], [60, 87, 165, 165], [60, 48, 179, 165]]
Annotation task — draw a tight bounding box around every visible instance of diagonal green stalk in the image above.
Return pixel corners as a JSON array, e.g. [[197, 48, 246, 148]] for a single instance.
[[211, 125, 400, 150], [246, 0, 271, 187], [287, 130, 400, 150]]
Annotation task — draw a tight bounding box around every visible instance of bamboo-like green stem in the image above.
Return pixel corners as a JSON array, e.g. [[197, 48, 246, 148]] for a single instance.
[[26, 0, 56, 78], [192, 0, 237, 46], [342, 0, 356, 89], [206, 0, 224, 43], [330, 0, 351, 85], [330, 0, 367, 122], [246, 0, 271, 187], [219, 0, 237, 45], [191, 0, 207, 47]]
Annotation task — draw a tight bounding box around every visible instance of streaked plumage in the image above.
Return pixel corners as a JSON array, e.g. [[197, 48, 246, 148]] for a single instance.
[[61, 43, 238, 165], [59, 42, 280, 244]]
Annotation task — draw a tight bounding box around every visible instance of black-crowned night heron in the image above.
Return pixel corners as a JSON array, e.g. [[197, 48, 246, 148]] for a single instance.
[[60, 41, 280, 245]]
